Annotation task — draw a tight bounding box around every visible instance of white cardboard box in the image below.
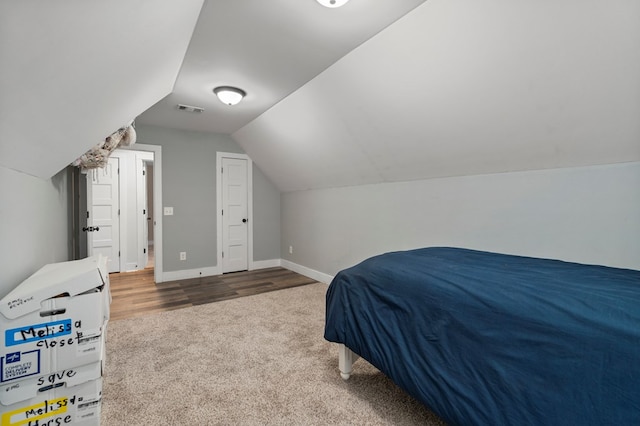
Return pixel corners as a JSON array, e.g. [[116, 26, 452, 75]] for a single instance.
[[0, 360, 102, 406], [1, 255, 110, 321], [0, 256, 110, 386], [1, 377, 102, 426]]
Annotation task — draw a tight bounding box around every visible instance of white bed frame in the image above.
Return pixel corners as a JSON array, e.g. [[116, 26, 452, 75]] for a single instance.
[[338, 344, 360, 380]]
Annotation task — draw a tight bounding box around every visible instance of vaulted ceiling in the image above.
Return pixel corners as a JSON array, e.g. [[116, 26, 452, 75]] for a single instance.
[[136, 0, 428, 135], [233, 0, 640, 191], [0, 0, 204, 179], [2, 0, 639, 191]]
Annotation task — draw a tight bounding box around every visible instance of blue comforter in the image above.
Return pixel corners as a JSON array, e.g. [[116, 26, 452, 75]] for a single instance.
[[324, 247, 640, 425]]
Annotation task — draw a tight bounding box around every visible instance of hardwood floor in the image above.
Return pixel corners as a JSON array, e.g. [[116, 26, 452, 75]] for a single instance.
[[108, 267, 319, 321]]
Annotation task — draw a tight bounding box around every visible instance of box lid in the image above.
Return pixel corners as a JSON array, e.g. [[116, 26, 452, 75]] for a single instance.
[[0, 255, 107, 320]]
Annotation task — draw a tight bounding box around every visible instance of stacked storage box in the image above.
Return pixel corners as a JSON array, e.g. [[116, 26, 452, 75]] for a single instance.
[[0, 255, 110, 426]]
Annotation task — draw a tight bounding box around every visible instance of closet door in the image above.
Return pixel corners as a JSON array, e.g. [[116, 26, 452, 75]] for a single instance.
[[221, 157, 248, 273]]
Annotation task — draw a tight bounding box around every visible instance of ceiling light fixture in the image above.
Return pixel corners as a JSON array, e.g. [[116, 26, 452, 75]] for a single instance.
[[316, 0, 350, 8], [213, 86, 246, 106]]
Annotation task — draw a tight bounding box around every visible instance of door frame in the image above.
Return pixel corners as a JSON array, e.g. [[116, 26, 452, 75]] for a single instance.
[[135, 154, 153, 271], [216, 152, 253, 272], [119, 143, 164, 283]]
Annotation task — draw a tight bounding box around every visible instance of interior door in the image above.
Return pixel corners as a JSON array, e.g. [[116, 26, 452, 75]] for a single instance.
[[221, 157, 248, 273], [87, 156, 121, 273]]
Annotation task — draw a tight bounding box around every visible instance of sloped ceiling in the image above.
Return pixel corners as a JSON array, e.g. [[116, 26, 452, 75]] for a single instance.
[[136, 0, 427, 135], [233, 0, 640, 192], [3, 0, 637, 188], [0, 0, 203, 178]]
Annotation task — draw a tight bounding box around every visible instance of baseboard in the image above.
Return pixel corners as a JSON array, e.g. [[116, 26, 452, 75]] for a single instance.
[[161, 260, 281, 282], [160, 259, 333, 284], [251, 259, 281, 270], [162, 266, 221, 282], [122, 262, 139, 273], [280, 260, 334, 284]]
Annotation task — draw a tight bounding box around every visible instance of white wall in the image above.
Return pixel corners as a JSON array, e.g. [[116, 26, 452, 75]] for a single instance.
[[0, 166, 70, 298], [282, 162, 640, 277]]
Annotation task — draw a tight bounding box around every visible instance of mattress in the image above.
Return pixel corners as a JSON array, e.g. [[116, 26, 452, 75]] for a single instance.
[[324, 247, 640, 425]]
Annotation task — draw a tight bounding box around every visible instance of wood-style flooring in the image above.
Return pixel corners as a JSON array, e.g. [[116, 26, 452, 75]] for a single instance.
[[108, 267, 319, 321]]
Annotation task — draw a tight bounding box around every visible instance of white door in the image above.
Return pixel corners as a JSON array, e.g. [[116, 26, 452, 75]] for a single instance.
[[221, 157, 248, 273], [87, 157, 120, 273]]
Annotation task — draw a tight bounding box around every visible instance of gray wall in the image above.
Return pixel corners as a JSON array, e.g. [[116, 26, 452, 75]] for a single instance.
[[281, 162, 640, 277], [253, 165, 281, 261], [136, 124, 280, 273], [0, 166, 71, 298]]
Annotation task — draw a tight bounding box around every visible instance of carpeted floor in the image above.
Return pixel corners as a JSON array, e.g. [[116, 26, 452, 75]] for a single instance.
[[101, 282, 446, 425]]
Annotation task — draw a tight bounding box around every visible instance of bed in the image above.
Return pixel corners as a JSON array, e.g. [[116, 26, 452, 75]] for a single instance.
[[324, 247, 640, 425]]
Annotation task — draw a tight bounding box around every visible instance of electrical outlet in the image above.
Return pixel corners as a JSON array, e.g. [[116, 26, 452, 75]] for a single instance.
[[289, 246, 293, 254], [180, 252, 186, 261], [164, 207, 174, 216]]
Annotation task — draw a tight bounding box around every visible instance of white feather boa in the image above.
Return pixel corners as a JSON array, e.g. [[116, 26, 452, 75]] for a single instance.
[[72, 122, 137, 170]]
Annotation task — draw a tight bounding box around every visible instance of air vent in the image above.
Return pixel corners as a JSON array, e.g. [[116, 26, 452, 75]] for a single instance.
[[177, 104, 204, 113]]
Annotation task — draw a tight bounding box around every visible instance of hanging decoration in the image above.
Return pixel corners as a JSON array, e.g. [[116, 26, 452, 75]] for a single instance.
[[72, 121, 137, 171]]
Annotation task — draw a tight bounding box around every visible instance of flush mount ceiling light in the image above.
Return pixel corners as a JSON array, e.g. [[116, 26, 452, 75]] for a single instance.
[[316, 0, 350, 8], [213, 86, 246, 106]]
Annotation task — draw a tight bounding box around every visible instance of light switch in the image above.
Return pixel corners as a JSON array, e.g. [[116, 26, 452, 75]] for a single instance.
[[163, 207, 174, 216]]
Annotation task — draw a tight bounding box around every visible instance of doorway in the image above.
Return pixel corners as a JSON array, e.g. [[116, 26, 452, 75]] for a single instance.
[[127, 144, 163, 283], [78, 144, 164, 283], [144, 161, 154, 269]]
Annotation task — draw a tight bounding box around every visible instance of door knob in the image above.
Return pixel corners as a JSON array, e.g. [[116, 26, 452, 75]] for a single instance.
[[242, 218, 247, 223]]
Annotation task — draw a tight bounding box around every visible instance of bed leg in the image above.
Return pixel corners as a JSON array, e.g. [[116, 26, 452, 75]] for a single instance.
[[338, 344, 359, 380]]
